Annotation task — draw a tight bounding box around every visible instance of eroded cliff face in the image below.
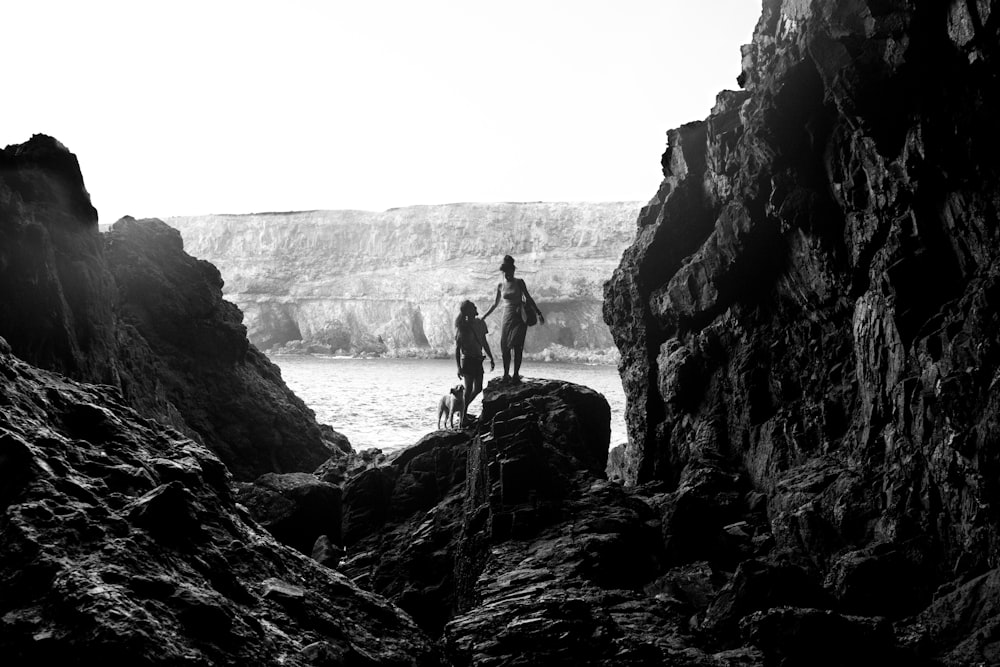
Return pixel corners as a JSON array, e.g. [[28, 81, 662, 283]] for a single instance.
[[606, 0, 1000, 633], [167, 202, 639, 355], [0, 135, 340, 480]]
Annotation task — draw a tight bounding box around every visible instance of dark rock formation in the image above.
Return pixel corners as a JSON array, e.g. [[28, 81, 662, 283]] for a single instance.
[[0, 135, 117, 381], [0, 135, 342, 481], [340, 430, 473, 633], [0, 340, 440, 665], [9, 0, 1000, 662], [602, 0, 1000, 663], [338, 378, 771, 664], [104, 216, 336, 479], [236, 472, 342, 554]]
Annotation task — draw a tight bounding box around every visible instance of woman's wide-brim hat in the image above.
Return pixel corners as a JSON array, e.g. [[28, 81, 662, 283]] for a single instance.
[[499, 255, 516, 271]]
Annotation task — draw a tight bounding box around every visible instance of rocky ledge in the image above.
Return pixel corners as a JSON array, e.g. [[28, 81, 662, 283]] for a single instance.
[[295, 372, 1000, 665], [0, 337, 440, 665]]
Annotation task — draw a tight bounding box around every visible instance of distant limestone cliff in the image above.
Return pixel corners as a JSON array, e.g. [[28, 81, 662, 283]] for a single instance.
[[166, 202, 640, 356]]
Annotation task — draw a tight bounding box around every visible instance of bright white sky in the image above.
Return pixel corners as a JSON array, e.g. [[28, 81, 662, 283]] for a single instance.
[[4, 1, 761, 224]]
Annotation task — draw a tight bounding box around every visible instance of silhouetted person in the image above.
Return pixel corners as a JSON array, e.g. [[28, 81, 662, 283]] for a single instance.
[[455, 299, 494, 421], [482, 255, 543, 383]]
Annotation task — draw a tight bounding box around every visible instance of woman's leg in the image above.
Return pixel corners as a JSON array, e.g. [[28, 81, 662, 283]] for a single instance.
[[513, 346, 523, 380], [501, 342, 511, 379]]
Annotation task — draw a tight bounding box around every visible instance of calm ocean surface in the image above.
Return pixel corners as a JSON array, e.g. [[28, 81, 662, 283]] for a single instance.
[[270, 355, 628, 455]]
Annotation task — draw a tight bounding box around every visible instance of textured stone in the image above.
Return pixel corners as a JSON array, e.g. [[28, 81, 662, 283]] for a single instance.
[[602, 0, 1000, 662], [165, 203, 642, 355], [0, 136, 347, 482], [0, 343, 440, 666], [104, 217, 339, 479], [237, 472, 342, 554]]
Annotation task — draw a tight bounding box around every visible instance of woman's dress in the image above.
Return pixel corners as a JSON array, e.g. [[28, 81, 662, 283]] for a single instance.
[[499, 279, 527, 350]]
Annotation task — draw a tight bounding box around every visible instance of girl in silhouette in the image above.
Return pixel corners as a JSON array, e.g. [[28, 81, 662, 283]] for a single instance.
[[455, 300, 494, 420]]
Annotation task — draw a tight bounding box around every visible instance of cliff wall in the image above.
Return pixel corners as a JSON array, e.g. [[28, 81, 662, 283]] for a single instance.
[[606, 0, 1000, 617], [166, 202, 640, 355]]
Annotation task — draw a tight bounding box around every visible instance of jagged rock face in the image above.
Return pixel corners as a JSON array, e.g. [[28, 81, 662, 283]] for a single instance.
[[0, 136, 341, 481], [0, 135, 118, 381], [337, 379, 768, 664], [604, 0, 1000, 634], [103, 217, 335, 479], [166, 202, 640, 354], [0, 340, 440, 666]]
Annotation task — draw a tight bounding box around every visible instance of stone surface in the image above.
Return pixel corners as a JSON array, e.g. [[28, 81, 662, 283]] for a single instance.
[[0, 340, 440, 666], [104, 217, 338, 480], [0, 134, 117, 381], [236, 472, 342, 554], [340, 430, 473, 633], [601, 0, 1000, 662], [0, 135, 345, 482], [165, 203, 641, 355]]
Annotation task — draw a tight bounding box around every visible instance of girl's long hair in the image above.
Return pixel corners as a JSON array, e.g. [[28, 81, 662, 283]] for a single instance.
[[455, 300, 475, 332]]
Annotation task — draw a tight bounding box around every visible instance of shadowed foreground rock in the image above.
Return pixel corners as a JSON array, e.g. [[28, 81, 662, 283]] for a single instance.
[[339, 378, 761, 664], [599, 0, 1000, 664], [0, 339, 440, 666], [334, 375, 961, 665]]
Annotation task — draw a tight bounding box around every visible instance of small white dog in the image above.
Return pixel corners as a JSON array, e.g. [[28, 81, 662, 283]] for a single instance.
[[437, 385, 466, 430]]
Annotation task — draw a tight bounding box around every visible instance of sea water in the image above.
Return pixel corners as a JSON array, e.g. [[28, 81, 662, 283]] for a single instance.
[[269, 355, 628, 455]]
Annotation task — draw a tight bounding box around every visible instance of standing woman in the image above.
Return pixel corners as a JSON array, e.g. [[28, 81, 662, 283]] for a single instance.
[[482, 255, 544, 383]]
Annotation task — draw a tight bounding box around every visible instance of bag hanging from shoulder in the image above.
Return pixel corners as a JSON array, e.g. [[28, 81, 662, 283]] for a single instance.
[[523, 303, 537, 326], [520, 279, 538, 326]]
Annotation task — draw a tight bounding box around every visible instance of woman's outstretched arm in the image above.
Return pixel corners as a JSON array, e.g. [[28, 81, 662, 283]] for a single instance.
[[482, 284, 502, 319]]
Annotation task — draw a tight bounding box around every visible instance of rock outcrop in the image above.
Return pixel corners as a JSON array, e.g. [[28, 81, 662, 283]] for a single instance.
[[0, 339, 440, 665], [601, 0, 1000, 663], [165, 203, 640, 355], [0, 134, 118, 381], [104, 216, 338, 479], [335, 378, 760, 664], [0, 135, 343, 480]]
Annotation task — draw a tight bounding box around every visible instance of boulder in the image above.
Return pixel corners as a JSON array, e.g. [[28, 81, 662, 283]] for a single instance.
[[237, 472, 342, 554], [739, 607, 903, 667], [339, 430, 473, 633], [701, 559, 833, 645], [823, 538, 936, 619], [481, 376, 612, 477], [341, 431, 470, 548]]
